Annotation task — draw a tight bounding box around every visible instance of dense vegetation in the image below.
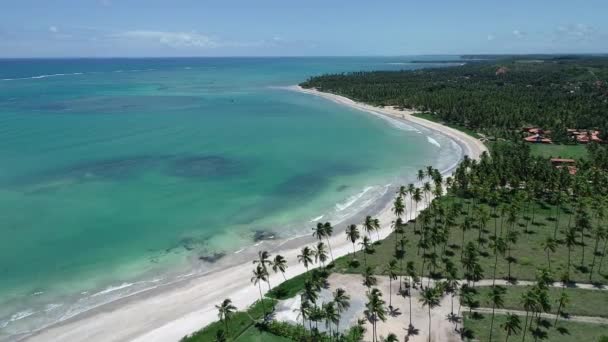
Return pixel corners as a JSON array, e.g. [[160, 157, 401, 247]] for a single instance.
[[301, 56, 608, 142]]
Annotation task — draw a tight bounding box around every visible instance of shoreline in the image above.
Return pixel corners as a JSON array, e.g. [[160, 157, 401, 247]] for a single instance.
[[21, 86, 487, 342]]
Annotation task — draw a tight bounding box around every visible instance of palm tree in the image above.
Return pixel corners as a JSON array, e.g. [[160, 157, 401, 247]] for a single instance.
[[423, 182, 432, 207], [419, 286, 441, 342], [384, 259, 399, 309], [253, 250, 272, 291], [312, 222, 327, 244], [406, 261, 417, 327], [346, 224, 361, 260], [589, 226, 606, 282], [490, 237, 507, 286], [407, 183, 416, 221], [294, 298, 311, 329], [314, 241, 329, 268], [363, 266, 378, 294], [393, 196, 405, 218], [487, 285, 506, 342], [250, 264, 268, 317], [520, 290, 537, 342], [413, 188, 423, 224], [541, 236, 557, 271], [554, 291, 569, 326], [322, 301, 339, 337], [333, 288, 350, 333], [501, 313, 521, 342], [271, 254, 288, 281], [215, 298, 237, 339], [417, 169, 425, 183], [363, 215, 377, 240], [460, 217, 473, 260], [360, 236, 373, 266], [564, 228, 577, 279], [365, 288, 387, 342], [322, 222, 335, 262], [298, 246, 314, 276]]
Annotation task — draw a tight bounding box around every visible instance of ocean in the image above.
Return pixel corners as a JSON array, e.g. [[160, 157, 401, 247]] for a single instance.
[[0, 57, 463, 339]]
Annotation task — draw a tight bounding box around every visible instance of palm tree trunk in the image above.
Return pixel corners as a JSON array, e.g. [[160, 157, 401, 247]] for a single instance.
[[326, 236, 334, 262], [428, 306, 432, 342], [554, 301, 563, 325], [590, 238, 600, 282], [521, 310, 529, 342], [599, 238, 608, 275], [489, 303, 496, 342], [258, 283, 266, 317], [389, 277, 392, 308]]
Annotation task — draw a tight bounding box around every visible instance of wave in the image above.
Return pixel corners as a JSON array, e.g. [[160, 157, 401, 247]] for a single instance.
[[427, 136, 441, 148], [309, 215, 324, 222], [1, 69, 157, 81], [335, 186, 373, 212], [1, 73, 84, 81], [90, 282, 135, 297]]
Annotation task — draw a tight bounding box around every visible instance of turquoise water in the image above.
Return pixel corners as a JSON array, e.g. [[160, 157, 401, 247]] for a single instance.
[[0, 57, 462, 337]]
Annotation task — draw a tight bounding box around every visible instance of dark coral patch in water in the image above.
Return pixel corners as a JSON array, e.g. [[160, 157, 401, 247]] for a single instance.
[[166, 155, 242, 179]]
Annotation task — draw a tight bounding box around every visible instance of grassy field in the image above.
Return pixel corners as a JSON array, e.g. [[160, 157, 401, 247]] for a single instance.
[[475, 286, 608, 318], [413, 113, 482, 138], [333, 193, 608, 285], [181, 299, 276, 342], [529, 144, 589, 160], [463, 312, 608, 342], [235, 326, 292, 342]]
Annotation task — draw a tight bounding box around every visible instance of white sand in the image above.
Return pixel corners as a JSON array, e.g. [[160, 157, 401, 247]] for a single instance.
[[24, 87, 487, 342]]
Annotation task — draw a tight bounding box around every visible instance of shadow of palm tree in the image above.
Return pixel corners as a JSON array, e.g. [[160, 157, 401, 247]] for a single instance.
[[389, 307, 402, 317], [406, 324, 419, 336]]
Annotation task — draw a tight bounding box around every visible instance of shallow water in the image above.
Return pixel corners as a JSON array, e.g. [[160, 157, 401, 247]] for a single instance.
[[0, 56, 463, 338]]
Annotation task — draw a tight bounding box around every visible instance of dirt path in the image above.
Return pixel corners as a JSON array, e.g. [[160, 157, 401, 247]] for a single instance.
[[470, 308, 608, 325]]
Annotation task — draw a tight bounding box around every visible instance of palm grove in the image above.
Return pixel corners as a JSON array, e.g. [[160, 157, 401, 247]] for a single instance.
[[189, 139, 608, 341]]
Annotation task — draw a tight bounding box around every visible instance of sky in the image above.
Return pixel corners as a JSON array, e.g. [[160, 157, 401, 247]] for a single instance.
[[1, 0, 607, 58]]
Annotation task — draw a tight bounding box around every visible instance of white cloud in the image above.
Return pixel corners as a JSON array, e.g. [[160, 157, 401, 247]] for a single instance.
[[113, 30, 218, 48], [487, 34, 495, 41], [49, 26, 59, 33]]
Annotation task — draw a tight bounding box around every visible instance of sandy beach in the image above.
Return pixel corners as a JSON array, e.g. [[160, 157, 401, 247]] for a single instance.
[[23, 86, 487, 342]]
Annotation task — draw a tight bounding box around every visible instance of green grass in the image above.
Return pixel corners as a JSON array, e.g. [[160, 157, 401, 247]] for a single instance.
[[530, 144, 589, 160], [180, 298, 277, 342], [475, 286, 608, 318], [333, 194, 608, 285], [235, 326, 292, 342], [463, 312, 608, 342], [267, 268, 331, 300], [413, 113, 483, 139]]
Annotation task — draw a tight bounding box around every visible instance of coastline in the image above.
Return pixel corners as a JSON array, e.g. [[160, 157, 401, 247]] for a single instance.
[[21, 86, 487, 342]]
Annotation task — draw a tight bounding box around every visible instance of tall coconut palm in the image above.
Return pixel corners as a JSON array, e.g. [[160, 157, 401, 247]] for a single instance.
[[345, 224, 361, 260], [215, 298, 237, 339], [314, 241, 329, 268], [298, 246, 314, 276], [360, 236, 373, 266], [564, 228, 577, 279], [413, 188, 423, 224], [322, 222, 335, 262], [253, 250, 272, 291], [419, 286, 441, 342], [589, 226, 606, 282], [365, 288, 387, 342], [554, 291, 569, 326], [383, 259, 399, 309], [363, 266, 377, 294], [487, 285, 506, 342], [541, 236, 557, 271], [520, 290, 537, 342], [423, 182, 432, 207], [322, 301, 339, 337], [393, 196, 405, 219], [406, 261, 417, 327], [333, 288, 350, 333], [417, 169, 425, 183], [250, 264, 268, 316], [294, 298, 311, 329], [501, 313, 521, 342], [363, 215, 381, 241], [407, 183, 416, 221], [271, 254, 288, 281]]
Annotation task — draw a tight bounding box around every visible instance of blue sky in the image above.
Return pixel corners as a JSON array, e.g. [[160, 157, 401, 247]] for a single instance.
[[1, 0, 607, 57]]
